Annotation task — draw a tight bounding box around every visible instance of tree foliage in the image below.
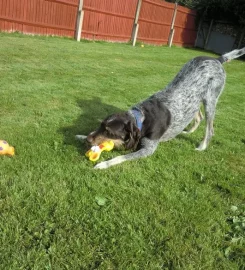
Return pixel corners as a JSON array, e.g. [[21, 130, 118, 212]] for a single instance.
[[165, 0, 245, 26]]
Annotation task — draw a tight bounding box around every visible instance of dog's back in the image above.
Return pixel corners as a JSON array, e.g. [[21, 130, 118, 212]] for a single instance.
[[139, 57, 226, 141]]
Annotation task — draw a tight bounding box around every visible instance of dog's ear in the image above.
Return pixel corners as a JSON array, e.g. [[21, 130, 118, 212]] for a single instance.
[[124, 121, 141, 150]]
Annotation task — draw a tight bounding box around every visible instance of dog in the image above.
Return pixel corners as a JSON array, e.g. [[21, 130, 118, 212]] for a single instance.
[[77, 47, 245, 169]]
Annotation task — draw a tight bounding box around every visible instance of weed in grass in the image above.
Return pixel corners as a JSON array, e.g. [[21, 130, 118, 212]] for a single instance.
[[224, 204, 245, 266]]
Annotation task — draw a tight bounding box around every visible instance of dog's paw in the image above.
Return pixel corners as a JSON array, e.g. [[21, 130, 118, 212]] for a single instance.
[[75, 135, 87, 141], [94, 161, 110, 170], [195, 145, 206, 151]]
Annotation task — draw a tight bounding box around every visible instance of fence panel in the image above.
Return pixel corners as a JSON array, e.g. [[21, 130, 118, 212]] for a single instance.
[[138, 0, 197, 46], [82, 0, 138, 42], [138, 0, 174, 45], [0, 0, 77, 37], [173, 5, 197, 46]]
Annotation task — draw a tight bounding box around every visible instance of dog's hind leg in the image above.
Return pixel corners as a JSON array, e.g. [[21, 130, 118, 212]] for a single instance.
[[196, 118, 214, 151], [183, 110, 204, 134], [196, 78, 225, 151], [196, 101, 215, 151]]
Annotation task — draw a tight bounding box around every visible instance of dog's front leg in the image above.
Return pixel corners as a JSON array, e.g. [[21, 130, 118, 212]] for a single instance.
[[75, 135, 87, 141], [94, 138, 159, 169]]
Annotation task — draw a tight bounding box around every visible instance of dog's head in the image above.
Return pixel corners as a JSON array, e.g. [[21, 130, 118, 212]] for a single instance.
[[86, 113, 141, 150]]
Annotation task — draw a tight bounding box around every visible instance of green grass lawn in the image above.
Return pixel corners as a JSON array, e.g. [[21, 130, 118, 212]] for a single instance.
[[0, 33, 245, 269]]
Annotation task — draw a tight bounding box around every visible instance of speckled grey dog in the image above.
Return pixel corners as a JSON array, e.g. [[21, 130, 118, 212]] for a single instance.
[[77, 48, 245, 169]]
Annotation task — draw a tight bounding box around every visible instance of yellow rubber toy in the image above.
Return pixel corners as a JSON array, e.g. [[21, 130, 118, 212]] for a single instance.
[[0, 140, 15, 156], [85, 140, 114, 162]]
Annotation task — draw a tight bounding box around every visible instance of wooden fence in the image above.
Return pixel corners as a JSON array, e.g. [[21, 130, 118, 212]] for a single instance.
[[0, 0, 77, 37], [82, 0, 138, 42], [0, 0, 197, 46]]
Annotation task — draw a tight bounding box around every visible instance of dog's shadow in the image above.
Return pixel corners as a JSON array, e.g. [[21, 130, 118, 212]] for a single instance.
[[177, 133, 199, 146], [59, 97, 123, 152]]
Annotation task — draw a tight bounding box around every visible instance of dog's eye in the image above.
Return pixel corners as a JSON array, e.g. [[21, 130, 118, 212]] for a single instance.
[[105, 129, 112, 136], [106, 130, 119, 139]]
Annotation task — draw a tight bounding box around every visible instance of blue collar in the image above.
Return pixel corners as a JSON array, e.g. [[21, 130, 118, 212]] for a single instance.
[[130, 107, 144, 131]]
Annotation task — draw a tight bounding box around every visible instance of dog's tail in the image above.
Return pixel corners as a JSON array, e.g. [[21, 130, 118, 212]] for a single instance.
[[218, 47, 245, 64]]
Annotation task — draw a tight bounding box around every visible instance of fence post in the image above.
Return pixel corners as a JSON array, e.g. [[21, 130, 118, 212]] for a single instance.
[[204, 19, 213, 49], [238, 27, 245, 49], [131, 0, 142, 46], [75, 0, 84, 41], [168, 2, 178, 47], [195, 12, 205, 47]]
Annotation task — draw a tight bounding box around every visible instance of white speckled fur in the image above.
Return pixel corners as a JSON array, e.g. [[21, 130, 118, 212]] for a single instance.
[[150, 57, 226, 141], [78, 48, 245, 169]]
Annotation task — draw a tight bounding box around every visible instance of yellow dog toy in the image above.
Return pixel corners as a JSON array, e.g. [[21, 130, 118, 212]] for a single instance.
[[0, 140, 15, 156], [85, 141, 114, 162]]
